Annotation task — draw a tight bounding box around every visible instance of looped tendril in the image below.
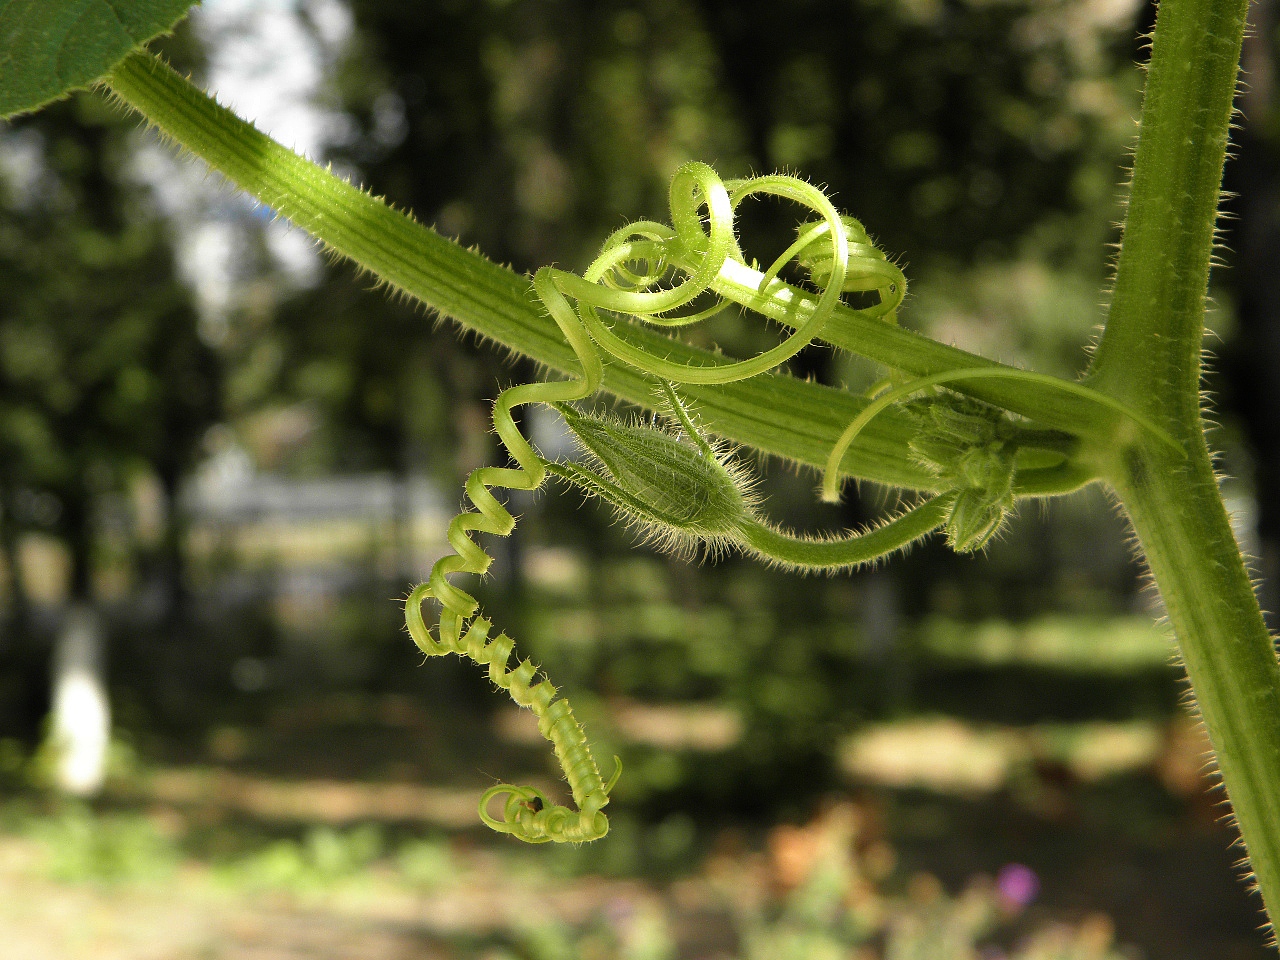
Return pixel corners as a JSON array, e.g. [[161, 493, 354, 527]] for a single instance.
[[404, 266, 616, 844], [542, 162, 905, 385], [405, 583, 619, 843], [479, 758, 623, 845], [408, 163, 911, 842]]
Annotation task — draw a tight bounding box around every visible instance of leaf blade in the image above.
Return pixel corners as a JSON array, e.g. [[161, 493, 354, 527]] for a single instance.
[[0, 0, 197, 119]]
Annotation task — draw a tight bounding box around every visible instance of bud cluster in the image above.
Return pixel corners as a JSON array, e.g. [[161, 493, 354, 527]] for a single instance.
[[905, 393, 1018, 553]]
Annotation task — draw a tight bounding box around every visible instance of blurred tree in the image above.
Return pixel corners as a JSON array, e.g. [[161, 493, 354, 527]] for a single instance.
[[0, 93, 219, 791]]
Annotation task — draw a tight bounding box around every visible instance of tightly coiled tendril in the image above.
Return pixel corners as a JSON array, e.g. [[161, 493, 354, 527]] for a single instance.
[[405, 162, 913, 842]]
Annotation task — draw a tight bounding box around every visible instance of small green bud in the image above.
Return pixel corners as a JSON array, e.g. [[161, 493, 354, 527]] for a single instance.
[[907, 395, 1008, 467], [905, 393, 1018, 553], [944, 465, 1015, 552], [553, 404, 753, 554]]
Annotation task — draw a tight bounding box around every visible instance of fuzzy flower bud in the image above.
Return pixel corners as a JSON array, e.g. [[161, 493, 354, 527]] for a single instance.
[[906, 394, 1017, 553], [554, 404, 754, 556]]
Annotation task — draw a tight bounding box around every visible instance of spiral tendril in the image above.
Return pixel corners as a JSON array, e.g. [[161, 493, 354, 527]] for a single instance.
[[401, 163, 942, 839]]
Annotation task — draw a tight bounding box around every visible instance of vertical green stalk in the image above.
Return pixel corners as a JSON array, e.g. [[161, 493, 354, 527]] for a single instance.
[[1090, 0, 1280, 928], [1115, 447, 1280, 923]]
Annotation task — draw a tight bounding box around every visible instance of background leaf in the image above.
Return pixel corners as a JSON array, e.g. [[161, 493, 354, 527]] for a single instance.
[[0, 0, 196, 119]]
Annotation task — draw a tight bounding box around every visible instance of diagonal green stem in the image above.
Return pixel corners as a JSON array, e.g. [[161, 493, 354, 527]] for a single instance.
[[102, 51, 1104, 494], [99, 51, 920, 485]]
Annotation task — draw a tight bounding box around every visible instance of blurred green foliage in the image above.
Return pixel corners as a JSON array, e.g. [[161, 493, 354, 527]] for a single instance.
[[0, 94, 216, 577], [0, 87, 218, 748], [33, 804, 178, 885], [218, 822, 386, 891], [332, 0, 1141, 272]]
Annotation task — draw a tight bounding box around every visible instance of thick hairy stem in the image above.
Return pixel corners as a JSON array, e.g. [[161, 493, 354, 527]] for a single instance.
[[1114, 443, 1280, 927], [1088, 0, 1280, 928]]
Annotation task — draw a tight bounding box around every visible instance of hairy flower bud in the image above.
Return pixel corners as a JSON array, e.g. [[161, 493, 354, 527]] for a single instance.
[[906, 394, 1017, 552], [553, 404, 753, 555]]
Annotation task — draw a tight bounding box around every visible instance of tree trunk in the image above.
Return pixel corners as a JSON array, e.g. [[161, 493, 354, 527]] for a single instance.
[[48, 601, 110, 796]]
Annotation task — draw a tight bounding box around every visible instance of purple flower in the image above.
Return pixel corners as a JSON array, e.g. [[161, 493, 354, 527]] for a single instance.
[[995, 863, 1039, 910]]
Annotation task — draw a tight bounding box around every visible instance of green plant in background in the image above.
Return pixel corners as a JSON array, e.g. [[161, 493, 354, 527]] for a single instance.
[[33, 805, 178, 885], [3, 0, 1278, 940], [219, 823, 385, 893]]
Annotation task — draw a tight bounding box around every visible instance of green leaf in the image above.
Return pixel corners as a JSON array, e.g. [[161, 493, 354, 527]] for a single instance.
[[0, 0, 197, 119]]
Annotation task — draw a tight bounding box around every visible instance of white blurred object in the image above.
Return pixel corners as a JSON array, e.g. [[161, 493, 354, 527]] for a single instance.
[[48, 604, 111, 796]]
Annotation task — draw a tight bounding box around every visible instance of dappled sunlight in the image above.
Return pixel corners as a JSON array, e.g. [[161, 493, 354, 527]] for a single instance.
[[125, 768, 485, 829], [839, 717, 1172, 795], [919, 615, 1175, 672]]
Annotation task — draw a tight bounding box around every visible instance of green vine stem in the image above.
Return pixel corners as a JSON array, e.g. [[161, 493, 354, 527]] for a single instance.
[[1087, 0, 1280, 927], [102, 51, 1108, 494]]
